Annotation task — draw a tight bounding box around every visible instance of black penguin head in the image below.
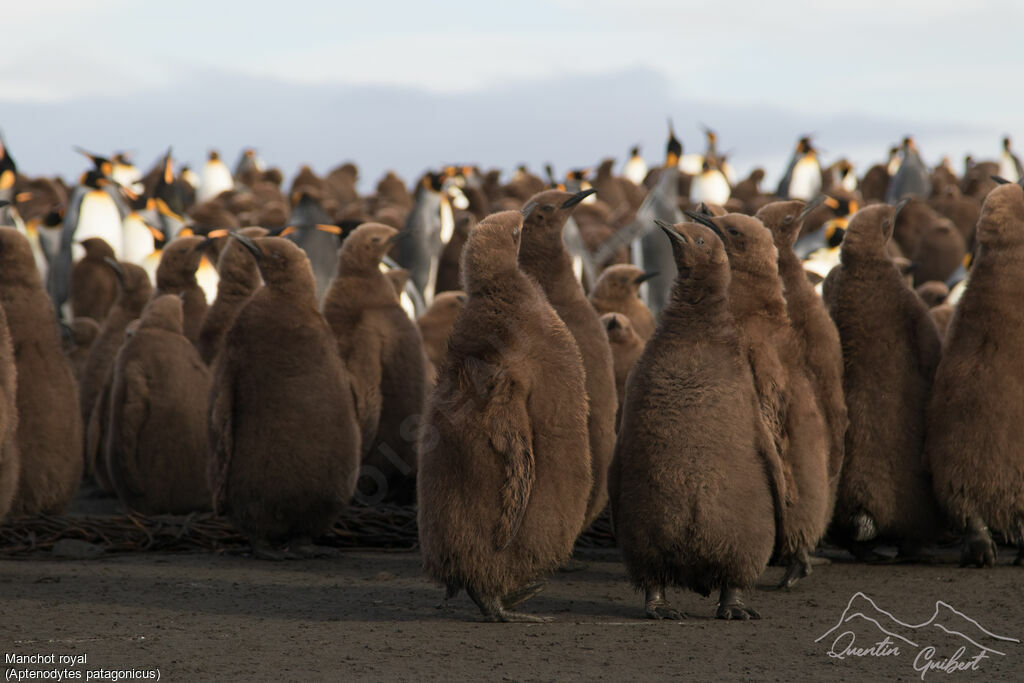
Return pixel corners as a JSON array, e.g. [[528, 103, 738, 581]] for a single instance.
[[684, 210, 777, 277], [796, 137, 814, 155], [1003, 136, 1012, 151], [665, 119, 683, 166], [74, 147, 113, 177], [630, 145, 640, 158]]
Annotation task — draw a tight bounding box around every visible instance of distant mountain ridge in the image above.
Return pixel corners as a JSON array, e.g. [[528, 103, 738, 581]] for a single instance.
[[0, 67, 991, 192]]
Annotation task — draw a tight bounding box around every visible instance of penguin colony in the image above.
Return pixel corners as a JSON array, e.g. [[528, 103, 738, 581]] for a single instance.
[[0, 128, 1021, 622]]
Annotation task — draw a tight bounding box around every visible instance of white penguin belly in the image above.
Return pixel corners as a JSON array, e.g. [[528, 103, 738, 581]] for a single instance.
[[690, 171, 731, 205], [195, 255, 220, 303], [122, 213, 156, 265], [198, 162, 234, 203], [788, 158, 822, 201], [999, 154, 1020, 183], [679, 153, 704, 175], [76, 190, 124, 256], [623, 158, 648, 186]]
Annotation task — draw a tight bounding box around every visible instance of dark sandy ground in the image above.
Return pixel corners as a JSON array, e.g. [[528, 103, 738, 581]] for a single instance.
[[2, 542, 1023, 682]]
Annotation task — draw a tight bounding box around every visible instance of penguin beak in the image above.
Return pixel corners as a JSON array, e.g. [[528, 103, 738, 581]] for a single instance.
[[385, 232, 401, 246], [634, 271, 659, 285], [654, 219, 687, 245], [0, 200, 8, 208], [521, 202, 538, 219], [799, 195, 827, 220], [991, 175, 1011, 185], [891, 197, 912, 225], [203, 228, 230, 247], [230, 232, 263, 260], [560, 188, 596, 209], [682, 209, 725, 241], [102, 257, 126, 286]]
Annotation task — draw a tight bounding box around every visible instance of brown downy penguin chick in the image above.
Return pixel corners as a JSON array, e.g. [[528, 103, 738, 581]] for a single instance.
[[611, 221, 787, 620], [416, 290, 466, 384], [824, 203, 944, 557], [210, 234, 361, 558], [70, 237, 119, 323], [588, 264, 658, 340], [80, 262, 152, 485], [64, 317, 101, 383], [685, 210, 829, 587], [519, 189, 617, 529], [107, 295, 211, 514], [322, 223, 427, 505], [418, 210, 591, 622], [926, 183, 1024, 567], [153, 235, 212, 345], [757, 200, 848, 504], [197, 227, 269, 365], [0, 306, 19, 523], [911, 218, 967, 287], [600, 312, 644, 430], [929, 303, 954, 340], [0, 228, 83, 516], [915, 280, 949, 308]]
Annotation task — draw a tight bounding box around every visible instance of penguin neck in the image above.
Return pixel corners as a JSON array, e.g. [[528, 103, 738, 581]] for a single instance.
[[839, 247, 892, 273], [660, 279, 730, 330], [774, 246, 806, 290], [517, 241, 578, 303], [727, 268, 787, 320], [215, 263, 261, 301], [329, 267, 396, 312]]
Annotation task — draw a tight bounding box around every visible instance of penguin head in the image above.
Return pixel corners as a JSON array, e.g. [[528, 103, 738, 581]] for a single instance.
[[593, 264, 658, 302], [78, 237, 116, 261], [139, 294, 185, 334], [520, 188, 595, 254], [0, 227, 40, 285], [106, 260, 153, 306], [796, 137, 814, 155], [665, 120, 683, 167], [339, 223, 400, 272], [232, 235, 316, 292], [1003, 136, 1012, 152], [976, 183, 1024, 248], [428, 290, 467, 316], [654, 220, 729, 291], [600, 312, 637, 344], [755, 199, 809, 250], [629, 146, 641, 158], [683, 211, 777, 277], [915, 280, 949, 308], [216, 226, 269, 282], [156, 235, 209, 287], [461, 210, 524, 294], [841, 203, 902, 260]]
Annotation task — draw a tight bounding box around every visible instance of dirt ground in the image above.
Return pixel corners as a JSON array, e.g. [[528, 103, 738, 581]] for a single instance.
[[2, 539, 1023, 682]]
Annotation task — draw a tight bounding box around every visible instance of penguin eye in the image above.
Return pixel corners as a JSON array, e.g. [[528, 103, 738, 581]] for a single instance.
[[696, 237, 705, 245], [783, 215, 794, 224], [542, 204, 555, 212], [727, 228, 740, 236], [371, 237, 382, 244]]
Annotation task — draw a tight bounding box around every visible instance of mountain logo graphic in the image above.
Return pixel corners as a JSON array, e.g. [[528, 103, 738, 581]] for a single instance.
[[816, 592, 1020, 678]]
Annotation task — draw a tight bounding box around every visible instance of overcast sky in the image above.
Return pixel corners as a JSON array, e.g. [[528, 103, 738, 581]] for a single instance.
[[2, 0, 1019, 185]]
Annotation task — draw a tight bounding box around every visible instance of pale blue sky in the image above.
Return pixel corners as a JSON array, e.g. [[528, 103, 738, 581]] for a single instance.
[[2, 0, 1020, 184]]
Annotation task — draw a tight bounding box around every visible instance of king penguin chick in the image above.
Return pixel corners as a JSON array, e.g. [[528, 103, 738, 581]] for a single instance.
[[107, 295, 212, 514], [64, 317, 101, 383], [322, 223, 428, 505], [588, 264, 658, 340], [418, 210, 591, 622], [600, 312, 644, 430], [0, 228, 83, 516], [611, 220, 787, 620], [685, 210, 830, 587], [153, 235, 211, 345], [0, 305, 19, 523], [926, 182, 1024, 567], [210, 234, 361, 558], [416, 290, 466, 385], [824, 203, 944, 558], [70, 237, 119, 323], [757, 200, 848, 506], [197, 227, 268, 365], [519, 189, 616, 529]]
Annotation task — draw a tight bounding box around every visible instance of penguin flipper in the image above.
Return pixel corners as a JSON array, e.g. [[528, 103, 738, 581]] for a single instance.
[[344, 336, 384, 452], [485, 371, 534, 551], [746, 346, 797, 505], [752, 392, 789, 553], [208, 360, 234, 515], [108, 361, 149, 498]]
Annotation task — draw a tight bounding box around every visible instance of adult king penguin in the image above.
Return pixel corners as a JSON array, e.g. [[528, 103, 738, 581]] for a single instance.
[[777, 137, 822, 201]]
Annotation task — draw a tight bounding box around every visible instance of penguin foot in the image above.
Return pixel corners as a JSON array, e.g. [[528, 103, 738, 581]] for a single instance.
[[502, 581, 546, 610], [716, 586, 760, 621], [558, 558, 588, 573], [467, 586, 553, 623], [852, 512, 878, 542], [436, 584, 460, 610], [777, 549, 812, 589], [644, 587, 685, 620], [960, 521, 997, 568]]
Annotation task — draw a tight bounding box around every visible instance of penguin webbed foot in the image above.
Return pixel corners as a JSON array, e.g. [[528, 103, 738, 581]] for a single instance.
[[716, 586, 761, 621], [467, 586, 553, 623], [960, 521, 997, 568], [644, 586, 685, 620], [502, 581, 546, 610], [777, 548, 812, 589]]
